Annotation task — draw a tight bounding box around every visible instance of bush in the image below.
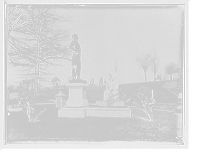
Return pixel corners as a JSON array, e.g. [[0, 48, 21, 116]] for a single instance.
[[119, 86, 153, 121], [19, 96, 47, 122]]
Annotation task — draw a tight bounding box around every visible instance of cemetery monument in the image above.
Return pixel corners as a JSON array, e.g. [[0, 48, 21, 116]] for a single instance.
[[95, 59, 125, 107], [55, 34, 131, 118]]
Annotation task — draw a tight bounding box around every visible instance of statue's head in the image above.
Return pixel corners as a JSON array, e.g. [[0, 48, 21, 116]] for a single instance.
[[72, 34, 79, 40]]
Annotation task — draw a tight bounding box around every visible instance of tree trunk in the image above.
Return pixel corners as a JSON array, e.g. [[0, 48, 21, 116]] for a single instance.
[[34, 43, 40, 97], [144, 71, 147, 81], [34, 62, 39, 97], [34, 37, 41, 97]]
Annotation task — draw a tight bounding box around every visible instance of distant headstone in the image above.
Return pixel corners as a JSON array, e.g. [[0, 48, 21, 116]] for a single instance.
[[69, 78, 87, 84], [90, 78, 95, 85], [148, 89, 156, 105], [99, 77, 104, 86]]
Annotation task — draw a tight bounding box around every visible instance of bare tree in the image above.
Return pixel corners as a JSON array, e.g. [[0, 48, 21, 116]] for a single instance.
[[6, 5, 72, 95], [165, 62, 180, 80], [18, 96, 47, 122], [136, 54, 154, 81], [124, 86, 155, 122], [151, 50, 159, 81]]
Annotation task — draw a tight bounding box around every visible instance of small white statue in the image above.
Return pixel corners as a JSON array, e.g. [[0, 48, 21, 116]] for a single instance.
[[104, 71, 119, 101]]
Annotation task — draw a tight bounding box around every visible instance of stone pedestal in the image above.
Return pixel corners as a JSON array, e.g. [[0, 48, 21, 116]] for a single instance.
[[65, 83, 88, 107], [58, 107, 131, 118], [86, 108, 131, 118], [95, 100, 124, 107], [57, 83, 128, 118], [58, 83, 88, 118], [58, 108, 86, 118]]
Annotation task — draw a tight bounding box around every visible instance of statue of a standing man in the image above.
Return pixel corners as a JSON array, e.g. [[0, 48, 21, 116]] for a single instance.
[[69, 34, 82, 81]]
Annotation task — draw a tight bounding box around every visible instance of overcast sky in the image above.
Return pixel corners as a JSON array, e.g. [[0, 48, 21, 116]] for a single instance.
[[7, 5, 184, 86]]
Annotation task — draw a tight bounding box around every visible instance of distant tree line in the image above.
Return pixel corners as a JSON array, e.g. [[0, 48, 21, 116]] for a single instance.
[[136, 54, 181, 81]]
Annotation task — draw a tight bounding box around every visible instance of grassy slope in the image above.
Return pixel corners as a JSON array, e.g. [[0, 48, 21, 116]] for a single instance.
[[87, 81, 178, 103], [29, 81, 178, 103], [120, 81, 178, 103]]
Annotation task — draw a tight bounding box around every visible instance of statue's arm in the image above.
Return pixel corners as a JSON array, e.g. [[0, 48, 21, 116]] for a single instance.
[[69, 41, 75, 52], [69, 41, 79, 53]]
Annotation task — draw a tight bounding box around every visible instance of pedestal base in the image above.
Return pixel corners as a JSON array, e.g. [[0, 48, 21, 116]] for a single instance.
[[58, 107, 131, 118], [66, 99, 88, 107], [95, 101, 124, 107], [86, 108, 131, 118], [65, 83, 88, 107], [58, 108, 86, 118]]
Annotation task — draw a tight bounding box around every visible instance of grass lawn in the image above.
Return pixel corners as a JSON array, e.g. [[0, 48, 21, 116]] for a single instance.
[[6, 106, 180, 143]]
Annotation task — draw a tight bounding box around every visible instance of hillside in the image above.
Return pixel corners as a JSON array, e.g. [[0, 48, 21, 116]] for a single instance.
[[87, 81, 178, 103], [120, 81, 165, 91], [120, 81, 178, 103], [36, 81, 178, 103]]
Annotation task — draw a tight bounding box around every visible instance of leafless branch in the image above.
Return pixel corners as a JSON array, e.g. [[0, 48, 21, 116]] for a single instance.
[[165, 62, 180, 80], [12, 6, 32, 29], [9, 6, 53, 33], [136, 54, 155, 81], [8, 5, 20, 16], [9, 58, 35, 67]]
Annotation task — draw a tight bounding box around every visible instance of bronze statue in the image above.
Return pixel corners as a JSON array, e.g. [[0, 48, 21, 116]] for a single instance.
[[69, 34, 82, 81]]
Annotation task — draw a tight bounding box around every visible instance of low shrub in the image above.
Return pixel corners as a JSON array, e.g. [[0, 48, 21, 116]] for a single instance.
[[119, 86, 153, 121], [18, 96, 47, 122]]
